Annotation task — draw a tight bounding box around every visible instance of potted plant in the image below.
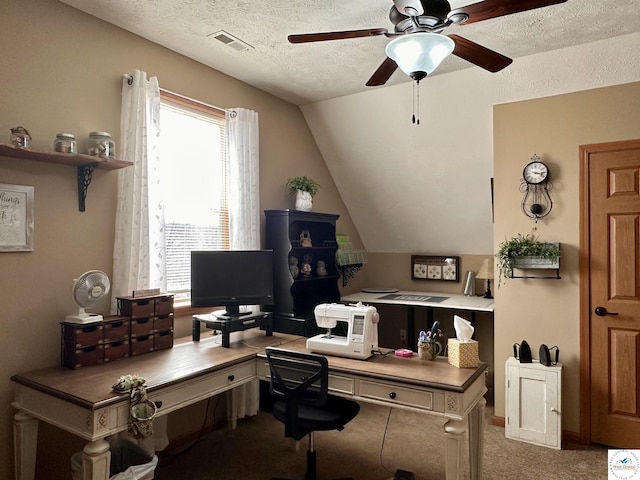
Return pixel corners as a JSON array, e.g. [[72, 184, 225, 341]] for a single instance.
[[286, 176, 320, 211], [496, 229, 560, 285]]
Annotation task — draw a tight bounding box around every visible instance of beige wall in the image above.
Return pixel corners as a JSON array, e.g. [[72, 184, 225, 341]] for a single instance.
[[2, 1, 639, 478], [493, 82, 640, 434], [0, 1, 361, 478]]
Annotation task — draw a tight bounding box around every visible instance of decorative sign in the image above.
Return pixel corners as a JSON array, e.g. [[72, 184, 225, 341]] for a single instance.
[[411, 255, 460, 282], [0, 183, 34, 252]]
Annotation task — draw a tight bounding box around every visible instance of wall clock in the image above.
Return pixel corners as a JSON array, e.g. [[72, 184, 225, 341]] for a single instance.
[[520, 154, 553, 222]]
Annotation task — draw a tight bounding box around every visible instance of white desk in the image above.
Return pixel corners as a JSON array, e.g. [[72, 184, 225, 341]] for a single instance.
[[342, 290, 494, 312], [12, 330, 487, 480], [342, 290, 494, 347]]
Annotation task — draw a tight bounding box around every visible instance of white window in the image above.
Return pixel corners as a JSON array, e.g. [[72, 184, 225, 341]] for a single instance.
[[159, 91, 229, 305]]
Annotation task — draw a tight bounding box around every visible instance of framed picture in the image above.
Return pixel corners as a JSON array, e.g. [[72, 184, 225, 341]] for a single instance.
[[0, 183, 34, 252], [411, 255, 459, 282]]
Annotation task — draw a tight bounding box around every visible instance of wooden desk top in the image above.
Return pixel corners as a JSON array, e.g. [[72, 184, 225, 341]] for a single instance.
[[12, 330, 486, 411], [11, 330, 298, 410], [341, 290, 494, 312], [262, 337, 487, 394]]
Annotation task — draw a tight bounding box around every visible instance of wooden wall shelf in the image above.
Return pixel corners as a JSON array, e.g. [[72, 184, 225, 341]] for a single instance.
[[0, 143, 132, 211]]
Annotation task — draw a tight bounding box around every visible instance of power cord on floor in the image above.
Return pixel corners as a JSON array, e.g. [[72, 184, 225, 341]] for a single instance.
[[156, 393, 222, 467], [378, 407, 396, 477]]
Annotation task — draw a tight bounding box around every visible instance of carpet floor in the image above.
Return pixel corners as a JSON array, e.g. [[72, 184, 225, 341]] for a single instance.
[[153, 401, 609, 480]]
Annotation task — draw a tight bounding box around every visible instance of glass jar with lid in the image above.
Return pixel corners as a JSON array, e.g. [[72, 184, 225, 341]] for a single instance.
[[88, 131, 115, 159], [53, 133, 78, 154], [10, 126, 31, 148]]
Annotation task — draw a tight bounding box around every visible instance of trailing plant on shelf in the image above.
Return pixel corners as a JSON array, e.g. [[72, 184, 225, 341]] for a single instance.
[[287, 176, 320, 211], [496, 228, 560, 286]]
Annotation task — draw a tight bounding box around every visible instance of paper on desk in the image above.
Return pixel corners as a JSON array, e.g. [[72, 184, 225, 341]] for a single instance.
[[453, 315, 474, 342]]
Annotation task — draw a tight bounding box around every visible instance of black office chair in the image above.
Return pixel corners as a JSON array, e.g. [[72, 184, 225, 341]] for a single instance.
[[266, 347, 360, 480]]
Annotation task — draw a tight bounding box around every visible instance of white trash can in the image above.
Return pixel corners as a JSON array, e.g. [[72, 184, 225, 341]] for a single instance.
[[71, 437, 157, 480]]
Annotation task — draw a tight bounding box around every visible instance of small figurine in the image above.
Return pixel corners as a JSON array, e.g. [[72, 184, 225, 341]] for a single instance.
[[300, 229, 312, 247], [316, 260, 327, 276], [300, 262, 312, 277], [288, 256, 299, 279]]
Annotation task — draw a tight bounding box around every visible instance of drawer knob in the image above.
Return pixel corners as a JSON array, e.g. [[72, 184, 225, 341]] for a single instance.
[[228, 375, 235, 381], [388, 391, 396, 399]]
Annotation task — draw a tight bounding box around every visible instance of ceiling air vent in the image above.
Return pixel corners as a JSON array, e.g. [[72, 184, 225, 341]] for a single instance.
[[208, 30, 253, 52]]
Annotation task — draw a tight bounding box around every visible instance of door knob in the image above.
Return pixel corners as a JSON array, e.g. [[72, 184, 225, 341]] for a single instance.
[[595, 306, 619, 316]]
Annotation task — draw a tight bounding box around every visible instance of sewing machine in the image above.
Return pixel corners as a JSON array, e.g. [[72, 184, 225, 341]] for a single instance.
[[306, 302, 379, 359]]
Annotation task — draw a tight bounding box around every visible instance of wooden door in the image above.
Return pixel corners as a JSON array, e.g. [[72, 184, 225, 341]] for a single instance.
[[581, 139, 640, 447]]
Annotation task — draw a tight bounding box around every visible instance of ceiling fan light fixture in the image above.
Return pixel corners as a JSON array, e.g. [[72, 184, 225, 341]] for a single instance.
[[385, 33, 454, 79]]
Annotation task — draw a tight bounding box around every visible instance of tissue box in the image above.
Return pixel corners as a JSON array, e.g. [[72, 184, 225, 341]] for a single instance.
[[448, 339, 479, 368]]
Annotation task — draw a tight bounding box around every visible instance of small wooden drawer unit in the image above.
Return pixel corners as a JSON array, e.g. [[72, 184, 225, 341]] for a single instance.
[[61, 318, 113, 369], [130, 334, 154, 356], [117, 297, 155, 318], [62, 343, 105, 369], [155, 296, 174, 316], [102, 316, 130, 343], [154, 330, 174, 351], [154, 314, 174, 333], [119, 294, 175, 356], [131, 317, 154, 337], [61, 294, 174, 368], [62, 323, 104, 349], [103, 340, 130, 363]]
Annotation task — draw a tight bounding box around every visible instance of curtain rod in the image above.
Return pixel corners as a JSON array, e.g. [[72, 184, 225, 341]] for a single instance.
[[122, 73, 227, 115]]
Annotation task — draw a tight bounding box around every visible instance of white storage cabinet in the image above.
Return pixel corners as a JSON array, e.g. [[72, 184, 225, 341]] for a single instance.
[[505, 357, 562, 449]]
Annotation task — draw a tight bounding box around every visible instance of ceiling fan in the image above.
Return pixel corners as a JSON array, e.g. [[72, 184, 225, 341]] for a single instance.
[[288, 0, 568, 86]]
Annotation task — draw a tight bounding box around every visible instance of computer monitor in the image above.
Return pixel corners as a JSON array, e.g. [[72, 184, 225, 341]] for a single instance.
[[190, 250, 274, 316]]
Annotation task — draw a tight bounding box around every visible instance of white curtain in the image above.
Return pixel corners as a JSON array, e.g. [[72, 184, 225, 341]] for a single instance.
[[227, 108, 261, 418], [112, 70, 168, 453], [113, 83, 260, 441], [228, 108, 260, 250], [112, 70, 165, 310]]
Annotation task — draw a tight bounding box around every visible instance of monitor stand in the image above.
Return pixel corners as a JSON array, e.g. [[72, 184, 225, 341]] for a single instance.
[[192, 311, 273, 347], [218, 307, 252, 317]]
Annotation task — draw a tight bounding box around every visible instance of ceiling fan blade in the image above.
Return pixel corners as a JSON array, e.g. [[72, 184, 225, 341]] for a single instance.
[[451, 0, 567, 25], [366, 57, 398, 86], [449, 34, 513, 72], [288, 28, 388, 44]]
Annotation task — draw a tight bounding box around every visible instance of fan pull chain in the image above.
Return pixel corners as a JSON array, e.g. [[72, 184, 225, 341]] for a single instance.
[[412, 80, 420, 125]]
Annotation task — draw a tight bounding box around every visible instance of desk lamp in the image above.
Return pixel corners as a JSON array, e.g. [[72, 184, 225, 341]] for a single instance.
[[476, 258, 494, 299]]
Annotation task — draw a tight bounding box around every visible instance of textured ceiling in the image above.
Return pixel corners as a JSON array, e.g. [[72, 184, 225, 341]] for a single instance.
[[59, 0, 640, 105]]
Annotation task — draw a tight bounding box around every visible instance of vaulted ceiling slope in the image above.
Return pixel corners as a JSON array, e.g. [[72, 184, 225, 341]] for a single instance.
[[59, 0, 640, 105]]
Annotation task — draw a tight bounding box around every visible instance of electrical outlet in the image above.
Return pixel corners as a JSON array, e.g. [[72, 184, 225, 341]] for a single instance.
[[400, 329, 407, 341]]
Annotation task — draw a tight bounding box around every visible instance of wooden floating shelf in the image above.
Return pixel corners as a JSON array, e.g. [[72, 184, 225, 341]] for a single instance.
[[0, 143, 132, 211], [0, 143, 132, 170]]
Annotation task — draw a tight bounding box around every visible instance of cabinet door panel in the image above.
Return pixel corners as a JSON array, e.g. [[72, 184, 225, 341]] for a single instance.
[[505, 359, 561, 449]]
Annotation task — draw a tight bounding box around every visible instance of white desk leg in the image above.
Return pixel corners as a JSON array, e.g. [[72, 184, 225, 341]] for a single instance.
[[226, 389, 238, 430], [13, 411, 38, 480], [468, 397, 486, 480], [81, 439, 111, 480], [443, 418, 465, 480]]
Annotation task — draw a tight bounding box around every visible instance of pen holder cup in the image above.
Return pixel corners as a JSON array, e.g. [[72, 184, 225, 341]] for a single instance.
[[418, 340, 442, 361]]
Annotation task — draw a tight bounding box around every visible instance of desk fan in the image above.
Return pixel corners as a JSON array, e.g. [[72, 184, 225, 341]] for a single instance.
[[65, 270, 111, 324]]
